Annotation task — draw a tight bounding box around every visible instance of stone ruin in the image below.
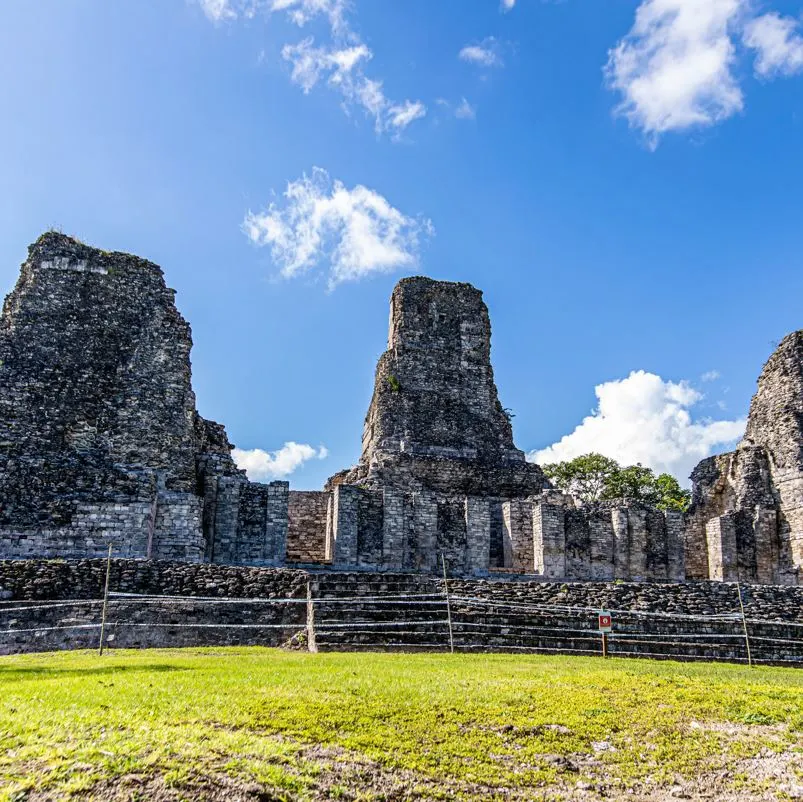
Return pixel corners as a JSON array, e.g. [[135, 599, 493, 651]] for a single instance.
[[685, 332, 803, 585], [0, 233, 287, 564], [312, 277, 685, 581], [0, 233, 799, 586]]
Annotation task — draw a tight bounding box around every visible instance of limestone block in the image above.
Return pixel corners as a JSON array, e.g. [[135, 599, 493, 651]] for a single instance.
[[502, 499, 534, 572], [533, 503, 565, 579], [706, 514, 739, 582], [665, 510, 686, 582], [589, 511, 614, 581], [332, 485, 361, 567], [382, 488, 407, 569], [465, 496, 491, 574]]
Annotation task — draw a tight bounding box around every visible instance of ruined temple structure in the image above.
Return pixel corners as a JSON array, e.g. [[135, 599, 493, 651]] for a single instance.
[[0, 233, 288, 564], [293, 277, 687, 581], [0, 233, 798, 585], [687, 334, 803, 586]]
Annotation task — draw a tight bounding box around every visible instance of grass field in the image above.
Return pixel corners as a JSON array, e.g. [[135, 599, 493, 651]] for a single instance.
[[0, 649, 801, 801]]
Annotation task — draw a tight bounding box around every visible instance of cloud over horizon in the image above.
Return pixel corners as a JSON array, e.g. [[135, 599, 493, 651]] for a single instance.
[[233, 441, 329, 481], [529, 370, 746, 484]]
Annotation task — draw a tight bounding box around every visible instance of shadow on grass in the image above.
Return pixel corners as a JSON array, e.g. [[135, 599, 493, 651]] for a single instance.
[[0, 663, 189, 681]]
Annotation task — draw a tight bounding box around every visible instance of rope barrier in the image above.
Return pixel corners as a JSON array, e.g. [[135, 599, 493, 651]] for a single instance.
[[2, 588, 801, 665], [448, 595, 747, 621]]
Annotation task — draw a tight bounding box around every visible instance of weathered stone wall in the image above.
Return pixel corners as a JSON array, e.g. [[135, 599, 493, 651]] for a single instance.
[[332, 277, 548, 498], [363, 277, 519, 463], [3, 562, 801, 662], [315, 480, 688, 581], [0, 500, 154, 560], [0, 234, 289, 568], [745, 334, 802, 581], [2, 238, 797, 588], [207, 477, 288, 566], [287, 491, 329, 563], [0, 560, 308, 655], [688, 332, 803, 585], [309, 573, 803, 664]]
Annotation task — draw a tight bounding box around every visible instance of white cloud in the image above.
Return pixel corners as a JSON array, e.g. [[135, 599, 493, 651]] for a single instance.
[[459, 38, 504, 68], [744, 12, 803, 77], [501, 0, 516, 11], [243, 167, 433, 287], [199, 0, 238, 22], [701, 370, 721, 382], [605, 0, 746, 143], [199, 0, 425, 137], [455, 97, 477, 120], [529, 370, 746, 484], [270, 0, 347, 33], [233, 442, 329, 481], [387, 100, 427, 130], [282, 38, 371, 94]]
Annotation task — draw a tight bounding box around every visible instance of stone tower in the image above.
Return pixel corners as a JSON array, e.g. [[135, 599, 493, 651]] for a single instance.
[[688, 332, 803, 584], [324, 277, 548, 573], [0, 233, 287, 564], [333, 277, 547, 497]]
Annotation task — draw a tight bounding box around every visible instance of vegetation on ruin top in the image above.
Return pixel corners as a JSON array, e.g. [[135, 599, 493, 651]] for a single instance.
[[543, 453, 692, 511], [0, 648, 800, 801]]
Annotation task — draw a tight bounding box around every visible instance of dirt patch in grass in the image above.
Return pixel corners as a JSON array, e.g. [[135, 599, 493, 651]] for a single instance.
[[23, 739, 801, 802]]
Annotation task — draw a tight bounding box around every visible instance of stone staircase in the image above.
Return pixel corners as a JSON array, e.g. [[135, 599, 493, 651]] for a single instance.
[[309, 572, 803, 664], [310, 572, 449, 651]]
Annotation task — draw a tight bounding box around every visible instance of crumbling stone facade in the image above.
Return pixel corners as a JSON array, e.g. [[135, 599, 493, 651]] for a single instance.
[[318, 278, 687, 581], [0, 233, 287, 566], [687, 333, 803, 585], [1, 236, 798, 586]]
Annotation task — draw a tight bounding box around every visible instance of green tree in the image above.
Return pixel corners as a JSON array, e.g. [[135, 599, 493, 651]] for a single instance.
[[601, 463, 661, 504], [542, 453, 620, 502], [654, 473, 692, 512], [543, 454, 691, 511]]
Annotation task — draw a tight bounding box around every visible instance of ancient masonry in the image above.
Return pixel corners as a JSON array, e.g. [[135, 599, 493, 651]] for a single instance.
[[686, 332, 803, 585], [0, 233, 286, 565], [0, 233, 798, 586]]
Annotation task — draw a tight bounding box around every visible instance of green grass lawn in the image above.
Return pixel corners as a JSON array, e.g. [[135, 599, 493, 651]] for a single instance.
[[0, 648, 801, 801]]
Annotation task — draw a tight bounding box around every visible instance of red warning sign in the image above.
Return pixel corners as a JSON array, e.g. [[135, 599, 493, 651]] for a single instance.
[[598, 611, 613, 633]]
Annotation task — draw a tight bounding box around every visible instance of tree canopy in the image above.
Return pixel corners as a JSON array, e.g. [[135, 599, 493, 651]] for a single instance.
[[541, 453, 691, 512]]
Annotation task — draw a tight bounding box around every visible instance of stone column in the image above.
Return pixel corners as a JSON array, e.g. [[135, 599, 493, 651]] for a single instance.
[[324, 493, 335, 562], [465, 496, 491, 574], [502, 499, 534, 572], [533, 503, 565, 579], [706, 514, 739, 581], [413, 491, 438, 572], [611, 507, 630, 579], [332, 485, 361, 568], [265, 481, 289, 565], [210, 476, 242, 565], [665, 510, 686, 582], [589, 511, 614, 581], [627, 507, 648, 582], [382, 488, 406, 570], [198, 463, 218, 563], [752, 506, 778, 585]]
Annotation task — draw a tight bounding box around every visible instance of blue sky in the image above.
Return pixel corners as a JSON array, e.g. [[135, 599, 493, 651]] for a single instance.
[[2, 0, 803, 489]]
